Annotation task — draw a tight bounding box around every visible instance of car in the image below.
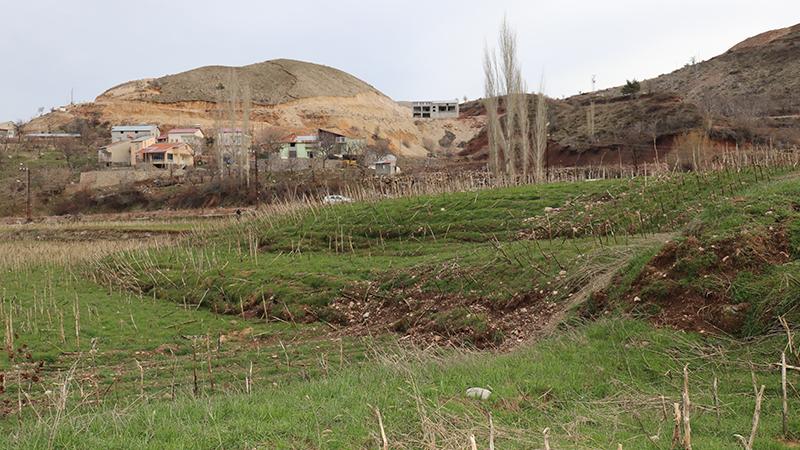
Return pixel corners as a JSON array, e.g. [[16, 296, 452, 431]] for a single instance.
[[322, 194, 353, 204]]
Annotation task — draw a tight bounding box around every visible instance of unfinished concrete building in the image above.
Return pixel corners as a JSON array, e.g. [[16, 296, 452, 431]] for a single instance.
[[410, 100, 459, 119]]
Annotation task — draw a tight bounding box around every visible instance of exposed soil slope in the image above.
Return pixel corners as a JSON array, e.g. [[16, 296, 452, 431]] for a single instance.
[[98, 59, 383, 105]]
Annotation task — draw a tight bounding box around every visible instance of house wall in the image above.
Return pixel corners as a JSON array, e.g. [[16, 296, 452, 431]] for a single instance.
[[100, 141, 132, 165], [168, 151, 194, 166], [0, 122, 15, 138], [77, 167, 186, 190], [279, 142, 316, 159], [168, 131, 204, 144], [111, 127, 159, 143], [130, 137, 157, 165], [375, 163, 396, 175], [412, 101, 460, 119], [217, 132, 251, 148]]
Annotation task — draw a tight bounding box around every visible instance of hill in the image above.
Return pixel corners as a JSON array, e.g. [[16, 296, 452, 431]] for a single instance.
[[97, 59, 385, 105], [28, 59, 483, 158], [623, 23, 800, 117], [461, 23, 800, 166]]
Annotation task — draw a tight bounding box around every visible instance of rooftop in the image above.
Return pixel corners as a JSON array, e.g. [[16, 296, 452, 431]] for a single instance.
[[168, 128, 203, 134], [411, 100, 460, 105], [140, 143, 184, 154], [281, 133, 318, 143], [112, 125, 159, 132]]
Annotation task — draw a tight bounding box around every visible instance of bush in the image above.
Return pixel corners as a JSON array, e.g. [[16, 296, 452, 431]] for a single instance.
[[621, 79, 641, 96]]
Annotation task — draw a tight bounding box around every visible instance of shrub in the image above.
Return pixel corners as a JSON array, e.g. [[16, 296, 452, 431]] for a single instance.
[[621, 79, 641, 96]]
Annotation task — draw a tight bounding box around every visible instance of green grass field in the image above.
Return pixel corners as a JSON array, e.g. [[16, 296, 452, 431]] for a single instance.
[[1, 164, 799, 448]]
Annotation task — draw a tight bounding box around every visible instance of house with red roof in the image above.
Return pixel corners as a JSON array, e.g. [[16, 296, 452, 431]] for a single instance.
[[136, 142, 195, 168]]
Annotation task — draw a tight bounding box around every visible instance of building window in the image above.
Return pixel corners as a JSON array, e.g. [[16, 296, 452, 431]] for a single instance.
[[289, 150, 297, 158]]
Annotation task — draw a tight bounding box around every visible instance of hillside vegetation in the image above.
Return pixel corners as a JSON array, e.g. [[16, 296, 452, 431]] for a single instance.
[[103, 165, 799, 342], [2, 163, 800, 448]]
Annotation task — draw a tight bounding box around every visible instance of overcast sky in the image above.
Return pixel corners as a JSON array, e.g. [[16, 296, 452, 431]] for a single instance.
[[1, 0, 798, 121]]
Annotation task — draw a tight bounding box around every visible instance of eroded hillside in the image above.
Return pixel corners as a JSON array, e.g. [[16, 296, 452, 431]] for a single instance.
[[28, 59, 482, 157]]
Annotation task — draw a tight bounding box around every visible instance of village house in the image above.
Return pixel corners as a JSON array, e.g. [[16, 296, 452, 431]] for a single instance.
[[409, 100, 460, 119], [111, 125, 159, 143], [137, 142, 195, 168], [0, 121, 16, 138], [98, 135, 156, 166], [98, 141, 132, 166], [373, 154, 400, 176], [217, 128, 251, 148], [167, 127, 205, 146], [317, 128, 364, 157], [279, 134, 318, 159]]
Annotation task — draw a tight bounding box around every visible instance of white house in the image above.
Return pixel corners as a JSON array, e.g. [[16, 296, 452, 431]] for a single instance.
[[167, 127, 204, 145], [371, 154, 399, 176], [408, 100, 460, 119], [111, 125, 160, 143], [0, 121, 16, 138], [217, 128, 251, 148]]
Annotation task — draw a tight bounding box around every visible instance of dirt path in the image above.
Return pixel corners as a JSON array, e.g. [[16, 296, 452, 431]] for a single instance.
[[0, 206, 249, 226], [533, 232, 676, 340], [331, 233, 677, 349]]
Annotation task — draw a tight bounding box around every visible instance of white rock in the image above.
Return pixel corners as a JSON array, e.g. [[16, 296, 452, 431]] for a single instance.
[[466, 387, 491, 400]]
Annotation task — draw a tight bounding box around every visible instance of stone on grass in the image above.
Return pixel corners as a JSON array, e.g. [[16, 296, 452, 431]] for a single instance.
[[466, 387, 491, 400]]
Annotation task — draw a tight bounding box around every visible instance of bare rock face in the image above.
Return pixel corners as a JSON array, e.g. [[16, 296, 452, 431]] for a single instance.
[[439, 130, 457, 148]]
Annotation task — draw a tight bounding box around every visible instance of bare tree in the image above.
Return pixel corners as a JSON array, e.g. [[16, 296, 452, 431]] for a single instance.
[[316, 141, 333, 169], [483, 18, 539, 182], [212, 70, 252, 185], [533, 86, 548, 182], [13, 120, 25, 143], [56, 139, 85, 170], [253, 128, 284, 176]]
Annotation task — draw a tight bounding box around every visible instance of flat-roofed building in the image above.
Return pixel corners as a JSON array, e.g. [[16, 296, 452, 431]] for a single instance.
[[111, 124, 159, 143], [409, 100, 459, 119]]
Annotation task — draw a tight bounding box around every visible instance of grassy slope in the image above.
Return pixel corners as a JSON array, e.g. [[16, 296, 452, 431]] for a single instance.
[[0, 242, 374, 425], [3, 166, 799, 448], [606, 173, 800, 335], [7, 320, 797, 449], [0, 145, 95, 216], [116, 168, 789, 322]]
